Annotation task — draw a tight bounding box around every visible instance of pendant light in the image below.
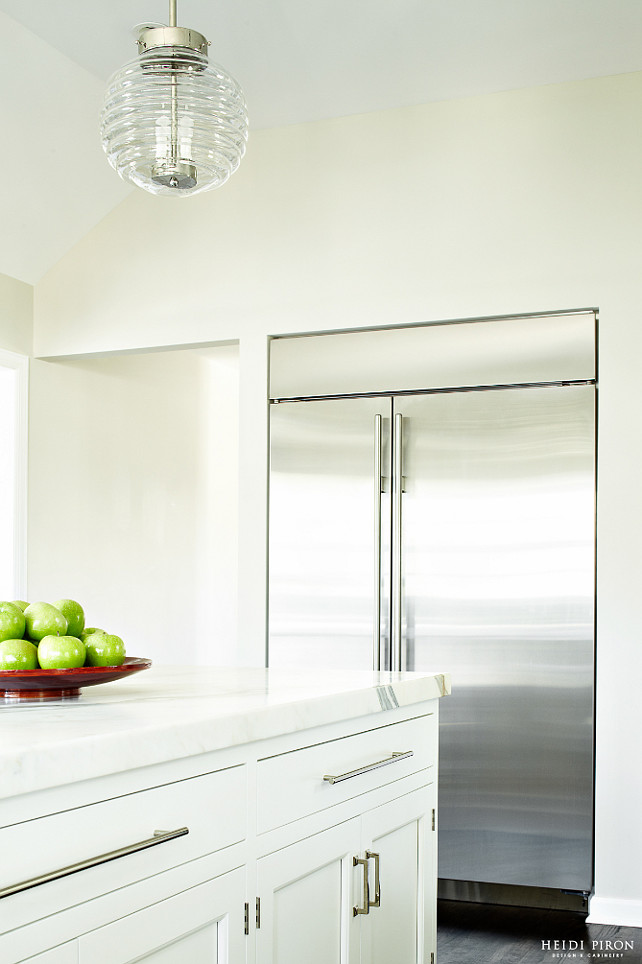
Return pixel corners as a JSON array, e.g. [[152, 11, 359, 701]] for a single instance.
[[100, 0, 248, 197]]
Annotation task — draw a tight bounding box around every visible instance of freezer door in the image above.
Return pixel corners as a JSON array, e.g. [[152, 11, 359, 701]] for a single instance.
[[396, 384, 595, 892], [269, 397, 392, 671]]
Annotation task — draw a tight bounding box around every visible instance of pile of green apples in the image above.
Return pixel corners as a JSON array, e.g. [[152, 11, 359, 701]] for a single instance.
[[0, 599, 126, 671]]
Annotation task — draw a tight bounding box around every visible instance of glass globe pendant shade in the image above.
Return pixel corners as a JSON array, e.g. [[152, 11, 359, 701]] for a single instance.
[[100, 24, 248, 197]]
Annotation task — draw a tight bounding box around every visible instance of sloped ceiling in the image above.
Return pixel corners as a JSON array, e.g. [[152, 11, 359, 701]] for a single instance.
[[2, 0, 642, 285]]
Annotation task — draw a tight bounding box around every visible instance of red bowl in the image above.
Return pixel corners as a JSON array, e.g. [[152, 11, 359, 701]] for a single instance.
[[0, 656, 152, 702]]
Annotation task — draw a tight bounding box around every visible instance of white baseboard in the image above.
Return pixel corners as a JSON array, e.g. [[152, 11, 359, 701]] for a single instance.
[[587, 895, 642, 928]]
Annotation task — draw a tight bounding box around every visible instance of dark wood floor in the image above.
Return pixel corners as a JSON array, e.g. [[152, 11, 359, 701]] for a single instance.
[[438, 900, 642, 963]]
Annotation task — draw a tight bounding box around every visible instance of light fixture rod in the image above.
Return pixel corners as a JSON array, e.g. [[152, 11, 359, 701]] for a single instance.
[[171, 75, 179, 172], [169, 0, 177, 178]]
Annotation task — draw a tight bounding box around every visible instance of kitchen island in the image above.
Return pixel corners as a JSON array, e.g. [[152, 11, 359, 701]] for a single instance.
[[0, 666, 450, 964]]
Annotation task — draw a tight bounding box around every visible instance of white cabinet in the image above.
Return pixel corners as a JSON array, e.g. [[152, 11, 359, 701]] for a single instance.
[[2, 701, 441, 964], [255, 787, 436, 964], [1, 765, 247, 943], [255, 714, 435, 835], [253, 713, 438, 964], [360, 786, 436, 964], [0, 761, 248, 964], [77, 867, 245, 964], [256, 819, 360, 964]]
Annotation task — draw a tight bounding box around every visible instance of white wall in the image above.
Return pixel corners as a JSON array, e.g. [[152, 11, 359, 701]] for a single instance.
[[0, 11, 131, 286], [0, 365, 19, 594], [0, 272, 31, 597], [0, 271, 32, 355], [31, 70, 642, 923], [33, 70, 642, 355], [28, 346, 239, 665]]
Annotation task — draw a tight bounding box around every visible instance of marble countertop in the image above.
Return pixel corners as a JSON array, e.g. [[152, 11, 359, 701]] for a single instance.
[[0, 666, 450, 801]]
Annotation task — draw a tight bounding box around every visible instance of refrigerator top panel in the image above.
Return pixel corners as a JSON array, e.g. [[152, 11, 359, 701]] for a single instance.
[[269, 310, 596, 400]]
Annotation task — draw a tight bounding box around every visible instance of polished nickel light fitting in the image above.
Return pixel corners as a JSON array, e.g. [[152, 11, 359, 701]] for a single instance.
[[100, 0, 248, 196]]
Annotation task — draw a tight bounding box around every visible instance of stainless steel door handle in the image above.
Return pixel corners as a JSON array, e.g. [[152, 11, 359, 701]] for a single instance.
[[323, 750, 414, 784], [366, 850, 380, 908], [0, 826, 189, 900], [392, 412, 403, 671], [353, 855, 370, 916], [373, 413, 383, 671]]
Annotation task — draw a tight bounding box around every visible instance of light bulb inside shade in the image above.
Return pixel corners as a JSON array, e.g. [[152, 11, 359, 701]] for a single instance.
[[100, 45, 248, 197], [153, 114, 196, 189]]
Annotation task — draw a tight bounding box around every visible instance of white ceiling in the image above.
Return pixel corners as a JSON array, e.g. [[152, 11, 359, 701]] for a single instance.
[[2, 0, 642, 285]]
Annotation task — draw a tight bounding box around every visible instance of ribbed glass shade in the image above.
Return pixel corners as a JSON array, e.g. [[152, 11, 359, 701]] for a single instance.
[[100, 46, 248, 197]]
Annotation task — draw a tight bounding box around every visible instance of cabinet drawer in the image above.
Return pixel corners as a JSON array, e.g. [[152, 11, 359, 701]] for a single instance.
[[257, 714, 434, 833], [77, 866, 246, 964], [0, 765, 246, 917]]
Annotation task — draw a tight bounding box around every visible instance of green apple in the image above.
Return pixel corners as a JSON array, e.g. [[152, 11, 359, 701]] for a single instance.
[[81, 627, 105, 641], [11, 600, 29, 612], [0, 601, 26, 643], [84, 633, 125, 667], [53, 599, 85, 638], [24, 602, 67, 642], [37, 635, 86, 669], [0, 638, 38, 670]]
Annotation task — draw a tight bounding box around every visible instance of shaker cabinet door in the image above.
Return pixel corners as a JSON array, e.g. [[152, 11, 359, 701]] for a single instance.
[[255, 819, 360, 964], [77, 868, 246, 964], [360, 785, 436, 964], [255, 784, 436, 964]]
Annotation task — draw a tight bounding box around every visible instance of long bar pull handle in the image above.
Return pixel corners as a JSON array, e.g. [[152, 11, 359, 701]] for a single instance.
[[392, 412, 403, 671], [373, 413, 383, 671], [0, 827, 189, 900], [323, 750, 414, 785], [353, 856, 370, 916], [366, 850, 380, 908]]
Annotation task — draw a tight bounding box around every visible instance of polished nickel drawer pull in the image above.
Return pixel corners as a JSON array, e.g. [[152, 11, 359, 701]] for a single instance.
[[323, 750, 414, 785], [366, 850, 381, 908], [0, 826, 189, 900], [352, 856, 370, 916]]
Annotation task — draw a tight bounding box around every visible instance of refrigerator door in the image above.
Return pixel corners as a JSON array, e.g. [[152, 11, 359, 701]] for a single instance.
[[396, 384, 595, 892], [269, 397, 392, 671]]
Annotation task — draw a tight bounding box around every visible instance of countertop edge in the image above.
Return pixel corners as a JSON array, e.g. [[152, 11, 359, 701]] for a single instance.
[[0, 668, 450, 802]]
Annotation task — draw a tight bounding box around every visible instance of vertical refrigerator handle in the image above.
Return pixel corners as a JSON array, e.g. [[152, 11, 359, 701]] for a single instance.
[[373, 414, 382, 670], [392, 412, 403, 671]]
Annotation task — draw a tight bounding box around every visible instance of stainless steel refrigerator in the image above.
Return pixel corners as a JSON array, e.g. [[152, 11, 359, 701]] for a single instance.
[[268, 312, 596, 909]]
